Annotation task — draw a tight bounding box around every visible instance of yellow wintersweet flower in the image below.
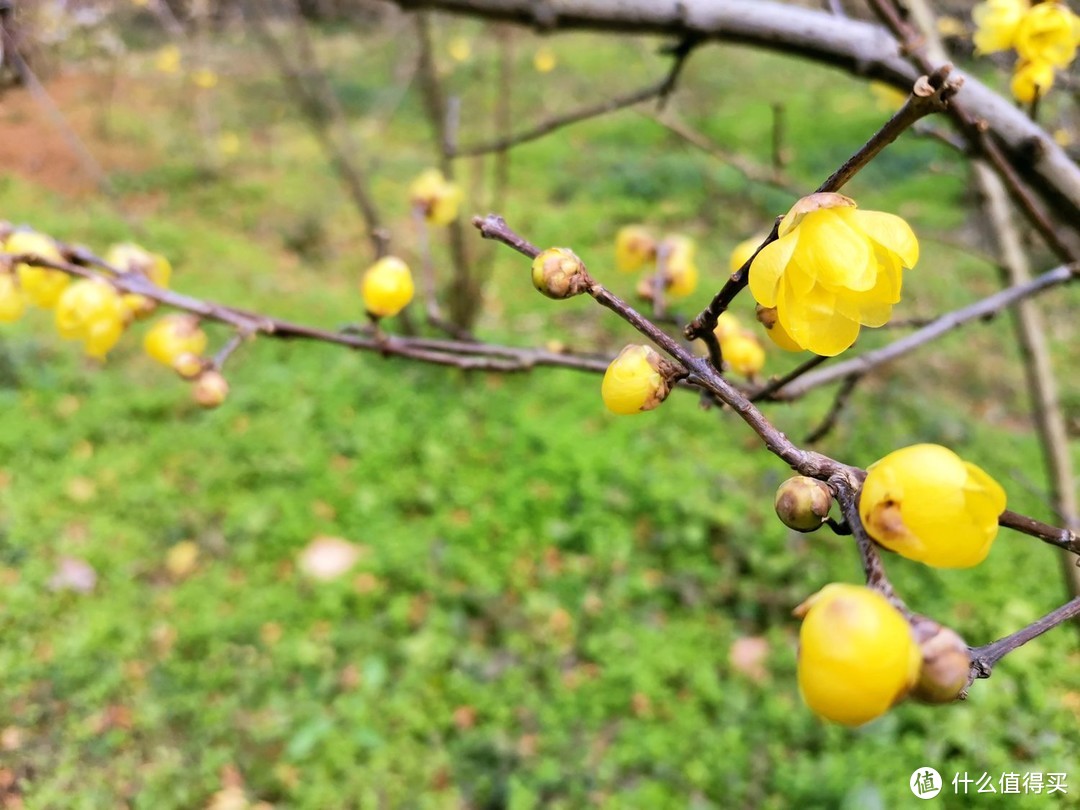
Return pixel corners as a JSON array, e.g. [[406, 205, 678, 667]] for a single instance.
[[859, 444, 1007, 569], [601, 344, 672, 415], [191, 68, 219, 89], [1014, 1, 1080, 67], [660, 234, 697, 298], [533, 45, 556, 73], [722, 332, 765, 379], [972, 0, 1029, 54], [755, 304, 803, 352], [218, 131, 242, 157], [1011, 59, 1056, 103], [144, 313, 208, 367], [409, 168, 462, 226], [5, 230, 69, 308], [448, 36, 472, 63], [0, 274, 25, 322], [56, 279, 126, 358], [614, 225, 655, 272], [155, 45, 182, 74], [796, 583, 920, 727], [748, 192, 918, 357], [361, 256, 414, 318]]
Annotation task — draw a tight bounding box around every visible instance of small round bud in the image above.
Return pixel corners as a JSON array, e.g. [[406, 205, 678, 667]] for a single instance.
[[173, 352, 207, 381], [193, 370, 229, 408], [145, 313, 208, 367], [774, 476, 833, 532], [601, 344, 677, 415], [531, 247, 590, 299], [796, 583, 921, 726], [909, 618, 971, 704], [722, 333, 765, 379], [361, 256, 414, 318]]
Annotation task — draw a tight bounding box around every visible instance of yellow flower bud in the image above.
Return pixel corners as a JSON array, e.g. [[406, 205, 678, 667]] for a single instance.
[[533, 45, 556, 73], [531, 247, 590, 299], [155, 44, 181, 74], [361, 256, 414, 318], [614, 225, 655, 272], [1014, 1, 1080, 67], [107, 243, 172, 320], [972, 0, 1029, 54], [448, 36, 472, 63], [721, 333, 765, 379], [796, 583, 920, 726], [748, 193, 918, 356], [775, 476, 833, 532], [713, 312, 741, 342], [144, 313, 208, 367], [1011, 59, 1055, 103], [193, 370, 229, 408], [909, 618, 971, 704], [173, 352, 206, 380], [601, 344, 676, 415], [0, 274, 25, 322], [5, 230, 69, 308], [55, 279, 126, 358], [409, 169, 462, 226], [859, 444, 1007, 568]]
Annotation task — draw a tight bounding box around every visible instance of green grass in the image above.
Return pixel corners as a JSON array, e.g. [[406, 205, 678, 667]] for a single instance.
[[0, 17, 1078, 809]]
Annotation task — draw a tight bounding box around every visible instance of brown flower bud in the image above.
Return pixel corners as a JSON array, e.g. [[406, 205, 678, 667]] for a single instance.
[[173, 352, 207, 381], [193, 370, 229, 409], [910, 617, 971, 704], [774, 476, 833, 532], [531, 247, 591, 299]]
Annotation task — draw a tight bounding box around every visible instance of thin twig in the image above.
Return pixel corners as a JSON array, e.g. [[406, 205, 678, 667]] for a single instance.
[[969, 597, 1080, 679], [750, 355, 829, 402], [803, 374, 860, 443]]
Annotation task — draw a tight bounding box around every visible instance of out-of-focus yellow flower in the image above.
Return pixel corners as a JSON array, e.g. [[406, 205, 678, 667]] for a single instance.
[[936, 16, 968, 38], [859, 444, 1007, 569], [5, 230, 69, 308], [409, 169, 462, 226], [107, 243, 172, 321], [1011, 59, 1056, 103], [191, 68, 219, 89], [533, 45, 556, 73], [361, 256, 414, 318], [661, 234, 697, 298], [448, 36, 472, 63], [869, 81, 907, 112], [796, 583, 920, 726], [55, 279, 126, 358], [729, 234, 766, 275], [601, 344, 672, 415], [218, 131, 241, 157], [748, 193, 918, 357], [1014, 1, 1080, 67], [713, 311, 741, 342], [0, 274, 25, 322], [145, 313, 208, 367], [722, 332, 765, 379], [615, 225, 655, 272], [972, 0, 1029, 53], [1053, 127, 1074, 147], [155, 44, 182, 74]]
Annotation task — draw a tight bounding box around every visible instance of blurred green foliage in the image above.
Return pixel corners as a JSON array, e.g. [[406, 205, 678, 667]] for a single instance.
[[0, 14, 1078, 810]]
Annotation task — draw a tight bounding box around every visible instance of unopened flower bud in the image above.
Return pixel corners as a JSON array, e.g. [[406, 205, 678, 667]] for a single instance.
[[774, 476, 833, 532], [909, 618, 971, 704], [193, 370, 229, 408], [601, 344, 678, 415], [531, 247, 590, 299], [173, 352, 207, 381]]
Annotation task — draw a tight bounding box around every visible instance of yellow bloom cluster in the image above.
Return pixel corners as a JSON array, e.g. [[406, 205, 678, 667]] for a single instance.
[[614, 226, 699, 300], [973, 0, 1080, 102], [56, 280, 126, 359], [748, 193, 918, 357]]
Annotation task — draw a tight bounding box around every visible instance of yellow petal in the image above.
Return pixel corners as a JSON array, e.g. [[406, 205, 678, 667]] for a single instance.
[[797, 211, 875, 292], [777, 278, 861, 357], [748, 230, 798, 308], [838, 209, 919, 269]]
